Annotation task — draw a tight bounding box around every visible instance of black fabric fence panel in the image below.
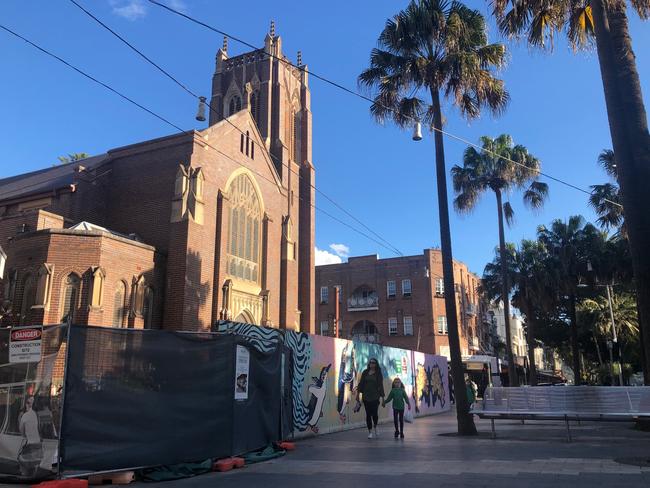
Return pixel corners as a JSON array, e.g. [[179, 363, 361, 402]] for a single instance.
[[60, 326, 236, 474], [281, 346, 294, 439], [231, 343, 282, 455]]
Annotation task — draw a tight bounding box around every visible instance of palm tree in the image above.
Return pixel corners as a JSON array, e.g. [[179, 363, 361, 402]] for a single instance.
[[537, 216, 606, 383], [580, 291, 639, 382], [512, 240, 557, 386], [483, 240, 556, 385], [358, 0, 508, 435], [589, 150, 625, 237], [492, 0, 650, 383], [452, 134, 548, 384]]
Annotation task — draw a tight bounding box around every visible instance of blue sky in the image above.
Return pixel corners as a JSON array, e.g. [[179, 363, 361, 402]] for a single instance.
[[1, 0, 649, 276]]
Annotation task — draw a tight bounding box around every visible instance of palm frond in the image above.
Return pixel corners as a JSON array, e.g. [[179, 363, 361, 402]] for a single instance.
[[597, 149, 618, 179], [567, 2, 594, 49], [503, 200, 515, 226], [523, 180, 549, 209], [630, 0, 650, 19], [589, 183, 625, 231]]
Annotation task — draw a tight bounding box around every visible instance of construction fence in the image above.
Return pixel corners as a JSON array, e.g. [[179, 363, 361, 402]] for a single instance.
[[0, 322, 450, 482]]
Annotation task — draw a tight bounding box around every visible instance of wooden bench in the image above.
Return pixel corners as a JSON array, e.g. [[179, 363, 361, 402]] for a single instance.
[[473, 386, 650, 441]]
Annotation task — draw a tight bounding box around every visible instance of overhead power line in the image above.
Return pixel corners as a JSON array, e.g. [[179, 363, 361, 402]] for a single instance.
[[146, 0, 623, 209], [0, 23, 402, 256], [67, 0, 404, 257]]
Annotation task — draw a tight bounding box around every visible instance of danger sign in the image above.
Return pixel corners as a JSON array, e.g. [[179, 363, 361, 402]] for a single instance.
[[9, 326, 42, 363]]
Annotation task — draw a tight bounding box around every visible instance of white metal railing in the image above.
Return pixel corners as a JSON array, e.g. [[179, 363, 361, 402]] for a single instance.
[[347, 294, 379, 311], [477, 386, 650, 415]]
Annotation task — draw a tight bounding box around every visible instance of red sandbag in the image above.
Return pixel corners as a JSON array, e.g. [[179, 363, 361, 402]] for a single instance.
[[88, 471, 135, 485], [278, 441, 296, 451], [212, 458, 234, 472], [32, 480, 88, 488], [231, 457, 245, 468]]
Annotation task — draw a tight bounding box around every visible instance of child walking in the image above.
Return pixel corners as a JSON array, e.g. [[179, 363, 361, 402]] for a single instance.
[[382, 378, 411, 439]]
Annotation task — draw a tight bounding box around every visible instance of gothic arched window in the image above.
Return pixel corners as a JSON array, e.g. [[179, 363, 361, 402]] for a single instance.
[[250, 91, 260, 125], [20, 274, 36, 325], [61, 273, 81, 323], [112, 281, 128, 328], [228, 95, 242, 116], [293, 111, 300, 162], [143, 286, 154, 329], [227, 173, 262, 284]]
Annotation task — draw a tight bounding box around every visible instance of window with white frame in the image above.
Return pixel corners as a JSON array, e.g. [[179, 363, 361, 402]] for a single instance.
[[388, 317, 398, 336], [437, 315, 447, 334], [435, 278, 445, 295], [320, 320, 329, 335], [402, 279, 412, 296], [320, 286, 329, 304], [387, 280, 396, 298], [403, 316, 414, 336]]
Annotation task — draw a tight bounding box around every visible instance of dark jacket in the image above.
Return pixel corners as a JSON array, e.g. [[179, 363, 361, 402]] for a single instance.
[[357, 369, 385, 402]]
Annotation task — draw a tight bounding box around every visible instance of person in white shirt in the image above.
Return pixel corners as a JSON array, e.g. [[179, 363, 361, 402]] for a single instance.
[[18, 396, 42, 477]]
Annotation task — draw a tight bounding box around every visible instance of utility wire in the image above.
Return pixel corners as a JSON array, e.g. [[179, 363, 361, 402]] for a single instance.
[[0, 23, 401, 256], [146, 0, 623, 209], [68, 0, 404, 257]]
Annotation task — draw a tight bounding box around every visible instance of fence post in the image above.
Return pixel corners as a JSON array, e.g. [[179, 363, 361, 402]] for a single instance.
[[56, 322, 73, 479]]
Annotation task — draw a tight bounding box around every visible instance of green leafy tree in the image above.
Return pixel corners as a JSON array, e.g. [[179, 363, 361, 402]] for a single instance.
[[452, 134, 548, 384], [57, 153, 90, 165], [359, 0, 508, 435], [492, 0, 650, 383]]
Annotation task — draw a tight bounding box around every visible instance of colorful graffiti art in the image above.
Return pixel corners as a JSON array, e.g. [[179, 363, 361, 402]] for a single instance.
[[216, 321, 450, 437], [416, 363, 446, 409]]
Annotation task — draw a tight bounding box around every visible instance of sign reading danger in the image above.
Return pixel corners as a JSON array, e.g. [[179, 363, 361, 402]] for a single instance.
[[9, 326, 43, 363]]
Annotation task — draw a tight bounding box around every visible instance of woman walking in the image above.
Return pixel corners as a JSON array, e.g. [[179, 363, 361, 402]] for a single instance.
[[356, 358, 385, 439]]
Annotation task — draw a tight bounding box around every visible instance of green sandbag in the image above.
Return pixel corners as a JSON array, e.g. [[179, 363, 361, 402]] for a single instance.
[[241, 444, 286, 464], [137, 459, 213, 482]]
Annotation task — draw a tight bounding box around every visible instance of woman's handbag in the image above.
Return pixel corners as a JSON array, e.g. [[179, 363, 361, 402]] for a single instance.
[[404, 408, 414, 423]]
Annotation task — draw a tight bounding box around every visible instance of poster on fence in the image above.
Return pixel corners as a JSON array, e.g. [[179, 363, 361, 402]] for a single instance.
[[234, 345, 250, 400], [0, 325, 65, 483]]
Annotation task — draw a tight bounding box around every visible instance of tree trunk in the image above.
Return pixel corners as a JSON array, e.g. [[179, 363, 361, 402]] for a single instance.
[[495, 189, 518, 386], [525, 306, 537, 386], [569, 293, 581, 383], [593, 332, 604, 366], [591, 0, 650, 383], [430, 87, 476, 435]]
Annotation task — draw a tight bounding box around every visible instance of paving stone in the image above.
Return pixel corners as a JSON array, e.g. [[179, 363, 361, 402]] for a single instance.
[[127, 410, 650, 487]]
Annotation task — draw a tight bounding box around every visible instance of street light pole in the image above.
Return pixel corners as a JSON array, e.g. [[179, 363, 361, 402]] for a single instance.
[[605, 284, 624, 385]]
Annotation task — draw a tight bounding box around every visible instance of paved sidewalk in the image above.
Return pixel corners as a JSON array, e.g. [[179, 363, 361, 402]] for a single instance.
[[132, 410, 650, 487]]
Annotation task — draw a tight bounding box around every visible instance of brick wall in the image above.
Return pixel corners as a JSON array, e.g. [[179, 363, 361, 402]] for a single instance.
[[316, 249, 484, 357], [4, 229, 162, 329]]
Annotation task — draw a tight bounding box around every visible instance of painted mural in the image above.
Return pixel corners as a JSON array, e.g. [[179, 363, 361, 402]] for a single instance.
[[217, 321, 450, 437]]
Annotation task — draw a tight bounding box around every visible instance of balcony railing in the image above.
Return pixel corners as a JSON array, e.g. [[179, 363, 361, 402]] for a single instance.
[[351, 333, 381, 344], [347, 294, 379, 311]]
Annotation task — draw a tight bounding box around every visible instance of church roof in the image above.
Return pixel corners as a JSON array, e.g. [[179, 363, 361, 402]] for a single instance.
[[0, 153, 108, 203]]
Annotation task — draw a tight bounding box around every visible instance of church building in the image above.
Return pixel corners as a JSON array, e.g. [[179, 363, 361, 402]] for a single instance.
[[0, 26, 316, 333]]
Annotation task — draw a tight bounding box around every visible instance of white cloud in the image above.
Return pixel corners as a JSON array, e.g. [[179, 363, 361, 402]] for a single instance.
[[315, 247, 342, 266], [329, 243, 350, 258], [111, 0, 147, 21], [166, 0, 187, 12]]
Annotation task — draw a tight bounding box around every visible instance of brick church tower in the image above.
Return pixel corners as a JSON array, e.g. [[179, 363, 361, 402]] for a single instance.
[[208, 23, 316, 332]]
